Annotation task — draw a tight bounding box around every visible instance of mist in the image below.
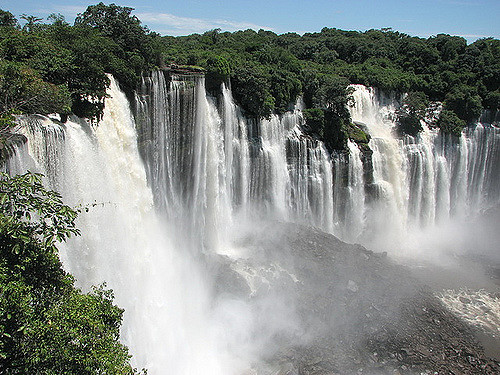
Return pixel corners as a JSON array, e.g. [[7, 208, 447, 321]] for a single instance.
[[5, 72, 499, 374]]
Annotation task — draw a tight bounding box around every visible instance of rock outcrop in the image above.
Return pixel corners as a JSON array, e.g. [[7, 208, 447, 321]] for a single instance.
[[213, 221, 500, 374]]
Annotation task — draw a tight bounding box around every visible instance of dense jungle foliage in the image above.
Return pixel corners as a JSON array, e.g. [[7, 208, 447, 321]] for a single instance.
[[0, 3, 499, 148], [0, 4, 498, 373], [0, 4, 162, 123], [164, 27, 499, 142], [0, 172, 144, 374]]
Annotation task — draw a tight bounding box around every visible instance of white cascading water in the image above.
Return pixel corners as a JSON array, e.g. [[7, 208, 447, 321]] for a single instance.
[[10, 77, 229, 374], [342, 139, 366, 242], [349, 86, 409, 248], [4, 72, 499, 372], [220, 83, 250, 213], [7, 72, 338, 374], [346, 84, 500, 256], [134, 72, 335, 245], [134, 72, 337, 369], [135, 72, 231, 253]]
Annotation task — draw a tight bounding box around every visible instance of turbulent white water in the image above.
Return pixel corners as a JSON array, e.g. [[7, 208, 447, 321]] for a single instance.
[[10, 78, 228, 374], [5, 72, 500, 373], [438, 289, 500, 337], [345, 85, 500, 256], [134, 72, 335, 250]]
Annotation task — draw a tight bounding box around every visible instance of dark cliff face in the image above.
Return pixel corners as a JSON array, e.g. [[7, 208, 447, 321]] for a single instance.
[[480, 110, 500, 125], [212, 221, 499, 374], [0, 130, 27, 162]]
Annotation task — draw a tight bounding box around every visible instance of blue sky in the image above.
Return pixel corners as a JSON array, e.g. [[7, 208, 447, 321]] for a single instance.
[[1, 0, 499, 42]]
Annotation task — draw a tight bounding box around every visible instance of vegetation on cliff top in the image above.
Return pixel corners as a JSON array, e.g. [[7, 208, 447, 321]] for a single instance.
[[163, 26, 498, 143], [0, 3, 498, 148], [0, 5, 162, 122]]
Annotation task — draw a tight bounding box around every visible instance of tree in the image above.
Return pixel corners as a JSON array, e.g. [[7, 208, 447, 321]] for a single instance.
[[312, 74, 351, 117], [0, 10, 18, 28], [444, 85, 483, 123], [20, 14, 42, 32], [303, 108, 325, 138], [231, 63, 275, 118], [0, 172, 144, 374], [436, 109, 466, 136], [205, 55, 230, 92], [396, 91, 429, 135], [203, 28, 221, 45], [0, 60, 71, 116], [75, 3, 150, 54], [47, 13, 67, 26], [74, 3, 162, 91], [269, 68, 302, 113]]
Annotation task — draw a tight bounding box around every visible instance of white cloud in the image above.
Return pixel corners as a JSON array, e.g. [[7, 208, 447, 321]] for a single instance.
[[56, 5, 87, 15], [29, 4, 86, 22], [135, 12, 273, 36], [456, 34, 495, 38]]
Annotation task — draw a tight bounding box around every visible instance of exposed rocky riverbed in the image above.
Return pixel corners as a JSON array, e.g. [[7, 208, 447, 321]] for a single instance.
[[213, 221, 500, 374]]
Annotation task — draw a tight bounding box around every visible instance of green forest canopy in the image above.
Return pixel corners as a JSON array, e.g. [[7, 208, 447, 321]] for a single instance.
[[0, 3, 499, 146], [0, 4, 498, 372]]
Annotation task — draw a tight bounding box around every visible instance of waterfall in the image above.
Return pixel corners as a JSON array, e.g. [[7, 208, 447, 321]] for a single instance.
[[4, 71, 338, 373], [343, 139, 366, 242], [346, 84, 500, 255], [5, 72, 499, 373], [135, 72, 232, 252], [10, 77, 228, 374], [134, 71, 335, 247]]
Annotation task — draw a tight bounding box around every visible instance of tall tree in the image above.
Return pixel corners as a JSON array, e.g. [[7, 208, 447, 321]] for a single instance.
[[0, 10, 18, 28], [75, 3, 149, 53], [19, 14, 42, 32]]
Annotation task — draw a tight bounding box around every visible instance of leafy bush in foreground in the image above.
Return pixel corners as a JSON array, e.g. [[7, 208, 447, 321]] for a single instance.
[[0, 172, 143, 374]]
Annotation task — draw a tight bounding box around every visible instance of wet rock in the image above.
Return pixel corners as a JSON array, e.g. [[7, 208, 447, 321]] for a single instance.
[[347, 280, 359, 293], [212, 222, 500, 374]]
